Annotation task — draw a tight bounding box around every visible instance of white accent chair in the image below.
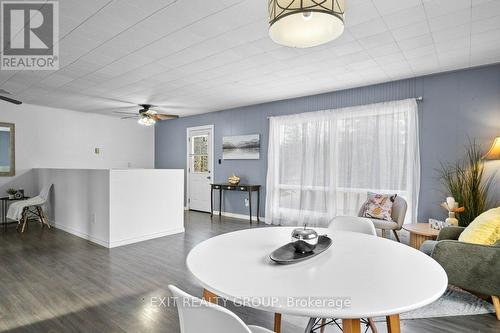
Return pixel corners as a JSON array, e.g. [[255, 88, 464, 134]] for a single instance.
[[358, 196, 407, 242], [10, 184, 52, 232], [168, 285, 273, 333], [315, 217, 378, 333]]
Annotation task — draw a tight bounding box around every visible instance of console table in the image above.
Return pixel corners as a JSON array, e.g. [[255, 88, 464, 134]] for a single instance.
[[210, 184, 261, 223]]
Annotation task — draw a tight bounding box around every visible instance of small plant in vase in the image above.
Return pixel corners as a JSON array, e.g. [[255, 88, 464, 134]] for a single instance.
[[6, 188, 17, 199], [440, 197, 465, 226]]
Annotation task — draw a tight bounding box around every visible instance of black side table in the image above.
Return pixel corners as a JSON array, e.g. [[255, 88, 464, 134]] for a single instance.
[[0, 196, 30, 231], [210, 184, 261, 224]]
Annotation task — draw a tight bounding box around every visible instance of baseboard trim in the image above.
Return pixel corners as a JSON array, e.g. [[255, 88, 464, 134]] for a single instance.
[[51, 221, 109, 248], [108, 227, 185, 248], [212, 210, 265, 223], [51, 221, 185, 249]]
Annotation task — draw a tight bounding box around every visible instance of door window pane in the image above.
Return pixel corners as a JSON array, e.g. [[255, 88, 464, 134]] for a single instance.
[[191, 134, 209, 173], [192, 135, 208, 155], [193, 155, 208, 173]]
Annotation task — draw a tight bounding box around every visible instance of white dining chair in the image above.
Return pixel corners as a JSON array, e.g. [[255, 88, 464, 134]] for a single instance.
[[168, 285, 273, 333], [328, 216, 377, 236], [315, 217, 378, 333]]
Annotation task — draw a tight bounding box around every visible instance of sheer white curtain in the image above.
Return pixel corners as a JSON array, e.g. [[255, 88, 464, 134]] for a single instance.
[[265, 98, 420, 226]]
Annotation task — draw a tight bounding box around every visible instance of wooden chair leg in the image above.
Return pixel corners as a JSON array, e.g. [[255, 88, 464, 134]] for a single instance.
[[367, 318, 378, 333], [39, 207, 50, 228], [274, 313, 281, 333], [386, 314, 400, 333], [36, 207, 43, 227], [202, 289, 218, 304], [392, 230, 401, 242], [21, 209, 28, 233], [492, 296, 500, 320], [343, 319, 361, 333], [320, 318, 326, 333]]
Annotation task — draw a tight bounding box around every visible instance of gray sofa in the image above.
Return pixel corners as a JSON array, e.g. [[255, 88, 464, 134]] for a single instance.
[[420, 226, 500, 320]]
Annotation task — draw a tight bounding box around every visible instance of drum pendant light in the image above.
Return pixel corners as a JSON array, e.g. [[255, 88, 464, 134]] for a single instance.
[[269, 0, 345, 48]]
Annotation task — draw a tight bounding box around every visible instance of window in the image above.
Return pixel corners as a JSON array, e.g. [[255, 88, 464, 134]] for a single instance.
[[191, 135, 209, 173], [266, 99, 420, 226]]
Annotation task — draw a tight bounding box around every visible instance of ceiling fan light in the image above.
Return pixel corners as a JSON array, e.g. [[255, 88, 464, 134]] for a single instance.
[[269, 0, 345, 48], [138, 116, 156, 126]]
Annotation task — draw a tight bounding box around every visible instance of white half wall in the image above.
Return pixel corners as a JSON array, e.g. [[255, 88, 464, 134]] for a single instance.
[[34, 168, 184, 248], [1, 103, 154, 195], [109, 169, 185, 247], [35, 168, 110, 247]]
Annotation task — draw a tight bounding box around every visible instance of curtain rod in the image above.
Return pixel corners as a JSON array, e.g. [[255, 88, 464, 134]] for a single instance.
[[266, 97, 423, 119]]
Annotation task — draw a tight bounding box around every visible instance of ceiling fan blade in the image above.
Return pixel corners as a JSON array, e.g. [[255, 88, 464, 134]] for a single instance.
[[112, 110, 138, 115], [0, 95, 22, 105], [120, 116, 138, 120], [153, 114, 179, 121]]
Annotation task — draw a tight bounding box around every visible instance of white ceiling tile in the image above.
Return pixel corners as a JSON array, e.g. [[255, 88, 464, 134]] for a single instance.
[[358, 31, 395, 49], [403, 45, 436, 59], [373, 52, 408, 65], [391, 21, 430, 41], [366, 42, 401, 58], [423, 0, 472, 18], [348, 18, 388, 39], [382, 5, 427, 30], [472, 0, 500, 21], [397, 34, 434, 51], [428, 8, 471, 32], [373, 0, 421, 15], [472, 16, 500, 34], [432, 24, 471, 43], [3, 0, 500, 117], [345, 2, 380, 25]]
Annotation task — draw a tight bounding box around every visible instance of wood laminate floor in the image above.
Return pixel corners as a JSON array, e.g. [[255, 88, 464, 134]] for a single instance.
[[0, 212, 498, 333]]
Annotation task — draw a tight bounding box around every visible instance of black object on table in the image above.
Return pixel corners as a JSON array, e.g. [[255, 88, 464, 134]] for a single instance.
[[210, 184, 260, 223], [0, 196, 30, 231]]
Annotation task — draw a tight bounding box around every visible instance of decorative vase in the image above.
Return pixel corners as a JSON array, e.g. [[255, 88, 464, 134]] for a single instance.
[[228, 174, 240, 185], [8, 194, 14, 199], [445, 212, 459, 226]]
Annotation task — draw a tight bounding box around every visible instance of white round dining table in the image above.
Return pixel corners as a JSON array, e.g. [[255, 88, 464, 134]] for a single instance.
[[186, 227, 448, 333]]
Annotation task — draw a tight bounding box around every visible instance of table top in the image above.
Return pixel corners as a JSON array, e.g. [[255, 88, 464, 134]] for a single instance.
[[0, 196, 30, 201], [403, 223, 440, 236], [187, 227, 447, 319], [212, 183, 260, 188]]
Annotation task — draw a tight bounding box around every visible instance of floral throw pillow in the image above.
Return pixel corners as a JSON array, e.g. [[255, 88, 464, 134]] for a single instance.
[[362, 192, 397, 221]]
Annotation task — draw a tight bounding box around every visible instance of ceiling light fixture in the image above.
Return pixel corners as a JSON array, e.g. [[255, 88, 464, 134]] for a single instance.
[[138, 115, 156, 126], [268, 0, 345, 48]]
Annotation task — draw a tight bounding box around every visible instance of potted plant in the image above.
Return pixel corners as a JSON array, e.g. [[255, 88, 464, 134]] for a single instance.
[[437, 139, 496, 227], [6, 188, 17, 199]]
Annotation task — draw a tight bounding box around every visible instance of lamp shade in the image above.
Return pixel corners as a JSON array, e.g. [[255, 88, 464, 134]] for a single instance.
[[484, 137, 500, 160], [269, 0, 345, 48]]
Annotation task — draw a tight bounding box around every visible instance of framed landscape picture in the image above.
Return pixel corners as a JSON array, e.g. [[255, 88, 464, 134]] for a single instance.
[[223, 134, 260, 160]]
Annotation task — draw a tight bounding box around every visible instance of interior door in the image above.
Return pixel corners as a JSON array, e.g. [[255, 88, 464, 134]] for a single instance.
[[188, 128, 213, 212]]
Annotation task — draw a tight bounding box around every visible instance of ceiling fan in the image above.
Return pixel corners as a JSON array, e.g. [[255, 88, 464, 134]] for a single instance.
[[0, 89, 22, 105], [112, 104, 179, 126]]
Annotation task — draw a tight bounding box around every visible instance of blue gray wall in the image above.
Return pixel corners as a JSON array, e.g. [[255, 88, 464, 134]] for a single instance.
[[155, 64, 500, 222]]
